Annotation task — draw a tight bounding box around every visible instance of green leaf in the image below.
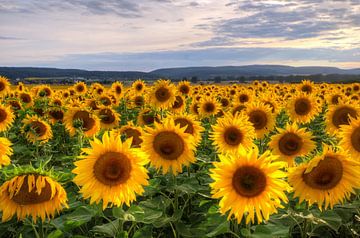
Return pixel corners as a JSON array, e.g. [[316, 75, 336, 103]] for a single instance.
[[92, 219, 121, 237], [133, 226, 153, 238], [47, 229, 63, 238], [206, 220, 229, 237]]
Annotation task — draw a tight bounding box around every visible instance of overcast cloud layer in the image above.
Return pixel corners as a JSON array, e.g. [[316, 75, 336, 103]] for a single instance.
[[0, 0, 359, 71]]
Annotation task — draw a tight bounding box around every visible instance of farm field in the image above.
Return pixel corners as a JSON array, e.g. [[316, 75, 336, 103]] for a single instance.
[[0, 76, 360, 238]]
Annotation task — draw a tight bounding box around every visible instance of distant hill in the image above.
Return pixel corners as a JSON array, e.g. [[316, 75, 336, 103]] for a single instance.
[[1, 65, 360, 82]]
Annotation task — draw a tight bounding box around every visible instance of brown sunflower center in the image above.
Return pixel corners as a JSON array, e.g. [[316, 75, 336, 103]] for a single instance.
[[9, 101, 21, 111], [155, 87, 171, 102], [20, 94, 31, 103], [331, 106, 358, 128], [220, 98, 229, 107], [302, 156, 343, 190], [11, 176, 52, 205], [174, 118, 194, 135], [331, 95, 341, 105], [351, 127, 360, 152], [153, 131, 184, 160], [123, 128, 143, 147], [141, 113, 159, 125], [93, 152, 132, 186], [294, 98, 311, 115], [100, 97, 112, 106], [172, 96, 184, 109], [278, 132, 303, 156], [232, 166, 267, 197], [134, 96, 144, 106], [301, 85, 312, 93], [49, 110, 64, 121], [136, 84, 143, 91], [99, 109, 116, 124], [115, 86, 122, 94], [224, 127, 243, 146], [192, 103, 199, 115], [249, 110, 268, 130], [239, 94, 249, 103], [30, 121, 47, 136], [203, 102, 215, 113], [0, 82, 5, 91], [180, 85, 190, 94], [0, 108, 7, 123], [73, 111, 96, 131], [76, 85, 84, 92]]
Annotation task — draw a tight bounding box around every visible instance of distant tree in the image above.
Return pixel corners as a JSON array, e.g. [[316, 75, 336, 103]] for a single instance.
[[214, 76, 222, 83], [190, 76, 198, 83]]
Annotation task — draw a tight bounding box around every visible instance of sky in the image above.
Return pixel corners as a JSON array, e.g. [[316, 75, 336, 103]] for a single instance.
[[0, 0, 359, 71]]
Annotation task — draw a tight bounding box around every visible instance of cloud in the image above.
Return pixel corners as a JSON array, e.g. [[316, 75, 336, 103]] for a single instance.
[[0, 35, 24, 40]]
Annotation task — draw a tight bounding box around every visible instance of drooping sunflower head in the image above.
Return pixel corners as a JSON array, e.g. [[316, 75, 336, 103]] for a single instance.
[[47, 108, 65, 124], [137, 108, 160, 126], [131, 94, 145, 108], [0, 137, 12, 168], [142, 119, 196, 175], [149, 79, 176, 109], [210, 148, 289, 224], [178, 81, 191, 96], [111, 81, 124, 98], [74, 82, 87, 94], [289, 146, 360, 210], [246, 102, 275, 138], [64, 107, 100, 137], [0, 104, 15, 132], [98, 95, 113, 107], [287, 93, 320, 124], [37, 85, 53, 98], [339, 117, 360, 160], [0, 76, 10, 96], [21, 115, 53, 144], [170, 113, 204, 146], [170, 95, 186, 113], [326, 101, 359, 135], [73, 131, 149, 209], [19, 92, 34, 107], [118, 122, 144, 148], [269, 123, 316, 166], [211, 113, 255, 155], [97, 106, 120, 130], [190, 101, 200, 117], [0, 173, 68, 222], [198, 96, 220, 118], [231, 103, 247, 116]]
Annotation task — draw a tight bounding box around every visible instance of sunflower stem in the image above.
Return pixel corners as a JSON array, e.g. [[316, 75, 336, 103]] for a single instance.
[[30, 220, 40, 238]]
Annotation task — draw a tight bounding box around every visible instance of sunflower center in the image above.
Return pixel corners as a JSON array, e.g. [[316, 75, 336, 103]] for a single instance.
[[11, 176, 52, 205], [331, 106, 358, 128], [73, 111, 96, 131], [123, 128, 143, 147], [192, 103, 199, 114], [20, 94, 31, 103], [77, 85, 84, 92], [136, 84, 143, 91], [134, 96, 144, 106], [0, 108, 8, 123], [232, 166, 267, 197], [9, 101, 21, 111], [153, 131, 184, 160], [93, 152, 132, 186], [155, 87, 171, 102], [220, 98, 229, 107], [278, 132, 303, 156], [249, 110, 268, 130], [180, 85, 190, 94], [224, 127, 243, 146], [0, 82, 5, 91], [115, 86, 122, 94], [174, 118, 194, 134], [331, 95, 340, 105], [301, 85, 312, 93], [294, 98, 311, 115], [30, 121, 47, 136], [172, 96, 184, 109], [204, 102, 215, 113], [351, 127, 360, 152], [302, 156, 343, 190], [49, 110, 64, 120], [239, 94, 249, 103], [100, 97, 112, 106], [99, 109, 115, 124]]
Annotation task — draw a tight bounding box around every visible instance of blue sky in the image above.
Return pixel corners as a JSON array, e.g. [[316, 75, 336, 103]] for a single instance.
[[0, 0, 359, 71]]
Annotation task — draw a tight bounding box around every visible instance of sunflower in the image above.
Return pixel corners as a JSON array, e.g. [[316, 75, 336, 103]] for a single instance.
[[169, 113, 204, 146], [19, 92, 34, 108], [298, 80, 316, 94], [119, 122, 144, 148], [142, 119, 196, 174], [22, 115, 53, 144], [0, 104, 15, 132], [0, 76, 10, 96], [137, 109, 160, 126], [131, 95, 145, 108], [73, 131, 149, 209], [339, 117, 360, 160], [326, 101, 359, 135], [0, 137, 12, 168], [7, 100, 22, 112], [198, 97, 220, 118], [37, 85, 53, 98], [288, 146, 360, 210], [0, 173, 68, 222], [97, 106, 120, 130], [190, 101, 200, 117], [64, 107, 100, 137], [148, 80, 176, 109], [211, 113, 255, 154], [246, 102, 275, 138], [74, 82, 87, 95], [47, 108, 65, 124], [178, 81, 191, 96], [98, 95, 113, 107], [111, 81, 124, 98], [132, 79, 146, 95], [235, 90, 253, 104], [231, 104, 247, 116], [287, 93, 320, 124], [170, 95, 186, 113], [210, 148, 289, 224], [269, 123, 316, 166]]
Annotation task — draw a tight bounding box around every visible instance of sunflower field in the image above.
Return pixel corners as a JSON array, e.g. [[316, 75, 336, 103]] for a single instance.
[[0, 76, 360, 238]]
